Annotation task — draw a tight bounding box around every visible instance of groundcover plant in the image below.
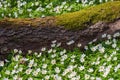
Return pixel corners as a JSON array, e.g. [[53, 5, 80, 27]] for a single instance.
[[0, 0, 113, 19], [0, 0, 120, 80], [0, 32, 120, 80]]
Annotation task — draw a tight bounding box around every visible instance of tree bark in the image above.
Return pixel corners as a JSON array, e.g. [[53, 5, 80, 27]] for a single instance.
[[0, 18, 120, 60]]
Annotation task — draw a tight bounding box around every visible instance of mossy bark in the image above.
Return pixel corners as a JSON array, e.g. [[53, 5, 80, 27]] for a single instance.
[[0, 17, 56, 28], [56, 1, 120, 29], [0, 1, 120, 29]]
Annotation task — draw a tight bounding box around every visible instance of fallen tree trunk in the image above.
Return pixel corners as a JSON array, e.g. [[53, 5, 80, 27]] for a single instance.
[[0, 19, 120, 60]]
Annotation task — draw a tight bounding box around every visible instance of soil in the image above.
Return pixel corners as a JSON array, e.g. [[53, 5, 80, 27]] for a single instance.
[[0, 19, 120, 60]]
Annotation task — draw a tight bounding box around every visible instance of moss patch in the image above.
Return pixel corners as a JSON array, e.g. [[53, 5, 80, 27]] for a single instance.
[[56, 1, 120, 29], [0, 1, 120, 29], [0, 17, 56, 28]]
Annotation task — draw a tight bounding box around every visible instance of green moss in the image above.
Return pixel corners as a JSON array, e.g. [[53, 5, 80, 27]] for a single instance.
[[56, 1, 120, 29], [0, 17, 56, 27]]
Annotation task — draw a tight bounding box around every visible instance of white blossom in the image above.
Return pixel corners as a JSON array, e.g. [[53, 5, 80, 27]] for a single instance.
[[0, 61, 4, 67], [67, 40, 75, 45]]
